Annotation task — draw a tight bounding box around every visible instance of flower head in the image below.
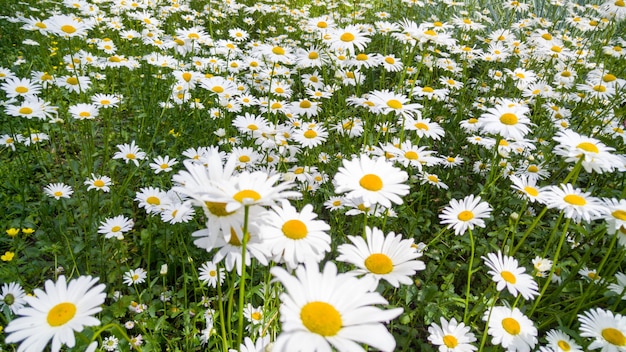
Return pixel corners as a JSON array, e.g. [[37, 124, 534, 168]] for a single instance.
[[439, 194, 492, 235]]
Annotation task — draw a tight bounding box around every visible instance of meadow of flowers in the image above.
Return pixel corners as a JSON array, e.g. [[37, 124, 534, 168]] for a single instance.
[[0, 0, 625, 350]]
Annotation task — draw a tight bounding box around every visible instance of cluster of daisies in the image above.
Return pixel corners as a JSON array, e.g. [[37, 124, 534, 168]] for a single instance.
[[1, 0, 626, 350]]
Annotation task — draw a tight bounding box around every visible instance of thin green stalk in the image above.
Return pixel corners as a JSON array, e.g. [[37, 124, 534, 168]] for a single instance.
[[463, 228, 476, 324], [216, 269, 229, 352], [237, 205, 250, 349], [511, 206, 548, 256], [529, 217, 571, 316]]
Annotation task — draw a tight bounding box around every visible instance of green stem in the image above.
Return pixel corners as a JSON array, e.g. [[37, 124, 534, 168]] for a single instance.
[[529, 217, 571, 316], [237, 205, 250, 349], [463, 228, 476, 324], [216, 267, 229, 352], [511, 206, 548, 256]]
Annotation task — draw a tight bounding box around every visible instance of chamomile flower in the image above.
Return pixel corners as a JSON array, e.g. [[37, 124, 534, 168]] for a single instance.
[[112, 140, 146, 166], [292, 124, 328, 148], [0, 282, 27, 314], [509, 174, 546, 203], [367, 89, 422, 118], [334, 154, 409, 208], [84, 174, 112, 192], [428, 317, 478, 352], [544, 184, 606, 223], [483, 251, 539, 300], [44, 183, 74, 200], [123, 268, 147, 286], [608, 272, 626, 299], [4, 275, 106, 352], [483, 306, 538, 352], [328, 25, 371, 54], [578, 307, 626, 351], [337, 226, 425, 289], [543, 329, 583, 352], [439, 195, 492, 236], [270, 261, 402, 352], [45, 14, 93, 38], [135, 187, 170, 215], [602, 198, 626, 234], [479, 101, 533, 141], [98, 215, 134, 240], [198, 261, 225, 288], [553, 129, 622, 174], [149, 155, 178, 174], [260, 200, 331, 270], [1, 76, 41, 99]]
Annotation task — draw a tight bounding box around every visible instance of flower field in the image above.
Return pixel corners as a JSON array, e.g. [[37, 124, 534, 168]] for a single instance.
[[0, 0, 625, 350]]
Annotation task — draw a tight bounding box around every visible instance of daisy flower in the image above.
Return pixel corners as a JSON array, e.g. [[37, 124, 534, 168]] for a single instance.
[[43, 183, 74, 200], [149, 155, 178, 174], [0, 281, 27, 314], [0, 76, 42, 99], [578, 307, 626, 351], [439, 195, 492, 236], [244, 303, 264, 325], [112, 140, 146, 166], [292, 124, 329, 148], [123, 268, 147, 286], [428, 317, 477, 352], [135, 187, 170, 215], [608, 272, 626, 299], [270, 261, 402, 352], [553, 129, 622, 174], [333, 155, 409, 208], [543, 329, 583, 352], [91, 93, 120, 108], [367, 89, 423, 118], [479, 101, 533, 141], [4, 275, 106, 352], [337, 226, 425, 289], [238, 335, 271, 352], [483, 306, 538, 352], [69, 103, 99, 120], [45, 14, 93, 38], [602, 198, 626, 234], [483, 251, 539, 300], [198, 261, 225, 288], [260, 200, 331, 270], [98, 215, 134, 240], [509, 174, 547, 203], [543, 184, 606, 223], [84, 174, 112, 192], [328, 25, 371, 54]]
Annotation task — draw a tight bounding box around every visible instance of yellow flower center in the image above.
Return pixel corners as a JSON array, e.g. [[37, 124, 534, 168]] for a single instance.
[[612, 210, 626, 221], [66, 77, 79, 85], [576, 142, 599, 153], [365, 253, 393, 274], [251, 311, 262, 321], [160, 163, 169, 169], [340, 32, 355, 42], [502, 317, 521, 335], [54, 191, 63, 197], [233, 189, 261, 203], [79, 111, 91, 118], [212, 85, 225, 93], [501, 270, 517, 283], [593, 85, 607, 92], [415, 122, 429, 130], [61, 25, 77, 34], [100, 100, 110, 105], [523, 186, 539, 197], [527, 165, 539, 173], [126, 153, 136, 160], [500, 113, 519, 125], [443, 334, 459, 348], [308, 51, 319, 59], [15, 86, 28, 93], [93, 179, 105, 187], [422, 86, 434, 93], [238, 155, 250, 163], [558, 340, 571, 351], [359, 174, 383, 191], [282, 219, 308, 239], [356, 53, 368, 61], [387, 99, 403, 109], [47, 302, 77, 327], [19, 107, 33, 115], [541, 33, 553, 40], [146, 196, 160, 205], [303, 129, 318, 139], [35, 22, 47, 29], [616, 0, 625, 6], [427, 175, 439, 183], [404, 151, 419, 160], [424, 29, 437, 36], [563, 194, 586, 206], [602, 328, 626, 346], [182, 72, 192, 82], [205, 202, 235, 217], [300, 301, 342, 336], [111, 225, 121, 232], [457, 210, 474, 221], [272, 46, 285, 55]]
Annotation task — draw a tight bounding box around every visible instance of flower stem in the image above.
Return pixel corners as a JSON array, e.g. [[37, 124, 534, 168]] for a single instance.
[[463, 228, 475, 324], [237, 205, 250, 349]]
